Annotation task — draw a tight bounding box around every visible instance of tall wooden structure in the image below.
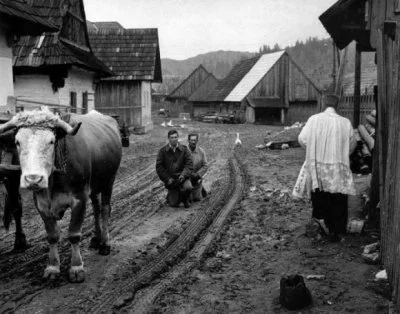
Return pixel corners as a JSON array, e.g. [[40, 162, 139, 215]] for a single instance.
[[191, 51, 321, 125], [320, 0, 400, 309], [88, 24, 162, 133], [166, 65, 214, 117]]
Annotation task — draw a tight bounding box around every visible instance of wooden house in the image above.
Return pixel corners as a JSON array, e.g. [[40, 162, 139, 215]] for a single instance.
[[320, 0, 400, 309], [12, 0, 112, 113], [191, 51, 321, 125], [166, 65, 213, 117], [88, 23, 162, 133], [0, 0, 56, 108]]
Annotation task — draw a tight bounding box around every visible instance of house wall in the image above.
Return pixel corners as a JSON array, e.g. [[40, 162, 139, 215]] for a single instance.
[[170, 66, 209, 98], [95, 80, 153, 133], [0, 25, 14, 106], [14, 66, 95, 112], [247, 54, 321, 104]]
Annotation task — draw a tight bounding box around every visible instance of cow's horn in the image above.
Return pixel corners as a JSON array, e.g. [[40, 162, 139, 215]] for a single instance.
[[56, 119, 81, 135], [0, 118, 17, 134]]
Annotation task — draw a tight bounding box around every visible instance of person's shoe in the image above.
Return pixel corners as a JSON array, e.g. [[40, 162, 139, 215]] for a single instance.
[[183, 200, 190, 208]]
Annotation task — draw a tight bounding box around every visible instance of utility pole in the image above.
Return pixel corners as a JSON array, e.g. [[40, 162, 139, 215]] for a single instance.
[[332, 40, 337, 93], [353, 42, 362, 127]]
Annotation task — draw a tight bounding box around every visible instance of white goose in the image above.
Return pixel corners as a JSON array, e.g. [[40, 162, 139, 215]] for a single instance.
[[161, 121, 166, 127], [235, 133, 242, 146], [166, 120, 173, 127]]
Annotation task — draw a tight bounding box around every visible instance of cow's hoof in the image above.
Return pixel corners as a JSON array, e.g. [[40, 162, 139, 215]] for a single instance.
[[89, 237, 100, 249], [13, 235, 28, 253], [68, 265, 85, 283], [43, 265, 60, 280], [98, 244, 111, 256]]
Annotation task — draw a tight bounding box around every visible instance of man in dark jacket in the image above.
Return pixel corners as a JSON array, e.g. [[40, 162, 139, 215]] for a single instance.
[[156, 129, 193, 208]]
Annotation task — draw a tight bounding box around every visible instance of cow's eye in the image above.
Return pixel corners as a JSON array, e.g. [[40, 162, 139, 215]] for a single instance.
[[49, 140, 55, 145], [15, 141, 20, 147]]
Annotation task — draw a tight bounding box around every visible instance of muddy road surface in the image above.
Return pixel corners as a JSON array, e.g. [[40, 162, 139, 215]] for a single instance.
[[0, 119, 389, 313]]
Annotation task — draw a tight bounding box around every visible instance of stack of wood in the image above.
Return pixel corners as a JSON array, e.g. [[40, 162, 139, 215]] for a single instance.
[[350, 110, 376, 174]]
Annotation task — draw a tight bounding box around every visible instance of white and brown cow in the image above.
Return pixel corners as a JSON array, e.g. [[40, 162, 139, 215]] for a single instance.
[[0, 108, 122, 282]]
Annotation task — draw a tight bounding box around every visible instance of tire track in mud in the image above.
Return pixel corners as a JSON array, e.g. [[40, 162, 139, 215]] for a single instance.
[[78, 155, 245, 313], [0, 154, 161, 311], [130, 156, 246, 313]]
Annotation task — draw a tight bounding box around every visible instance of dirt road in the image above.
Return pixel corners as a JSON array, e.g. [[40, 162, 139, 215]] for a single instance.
[[0, 119, 389, 313]]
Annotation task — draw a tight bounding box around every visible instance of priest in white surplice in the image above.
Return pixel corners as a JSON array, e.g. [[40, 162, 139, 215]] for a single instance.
[[293, 94, 357, 242]]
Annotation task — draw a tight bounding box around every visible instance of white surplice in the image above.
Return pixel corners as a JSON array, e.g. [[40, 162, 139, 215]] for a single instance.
[[292, 107, 356, 198]]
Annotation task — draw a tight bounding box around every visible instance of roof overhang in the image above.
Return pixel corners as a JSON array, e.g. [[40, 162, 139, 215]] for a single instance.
[[247, 97, 287, 109], [319, 0, 374, 51], [0, 0, 57, 36]]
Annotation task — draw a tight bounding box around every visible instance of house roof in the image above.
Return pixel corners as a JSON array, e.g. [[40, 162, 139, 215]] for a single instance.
[[12, 0, 112, 76], [87, 21, 124, 31], [246, 96, 287, 108], [0, 0, 57, 35], [342, 63, 377, 96], [88, 27, 162, 82], [319, 0, 373, 51], [225, 51, 285, 102], [188, 73, 219, 102], [205, 56, 261, 102], [168, 65, 210, 99]]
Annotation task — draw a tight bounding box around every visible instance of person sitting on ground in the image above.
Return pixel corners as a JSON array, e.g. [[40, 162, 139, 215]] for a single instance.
[[187, 133, 208, 202], [292, 94, 357, 242], [156, 129, 193, 208]]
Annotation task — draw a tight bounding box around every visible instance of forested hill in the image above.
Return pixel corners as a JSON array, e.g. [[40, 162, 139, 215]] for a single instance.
[[155, 37, 375, 94]]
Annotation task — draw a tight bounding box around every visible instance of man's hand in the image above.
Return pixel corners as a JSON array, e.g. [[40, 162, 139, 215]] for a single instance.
[[167, 178, 174, 186]]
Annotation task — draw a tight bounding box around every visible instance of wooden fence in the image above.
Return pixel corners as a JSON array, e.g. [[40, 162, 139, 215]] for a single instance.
[[338, 94, 376, 124]]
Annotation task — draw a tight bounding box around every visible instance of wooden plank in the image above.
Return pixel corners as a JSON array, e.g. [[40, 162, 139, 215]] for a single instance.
[[353, 43, 362, 127]]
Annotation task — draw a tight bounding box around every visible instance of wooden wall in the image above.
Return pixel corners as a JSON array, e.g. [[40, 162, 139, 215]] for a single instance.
[[286, 101, 319, 125], [247, 54, 321, 105], [366, 0, 400, 308], [95, 81, 143, 128], [169, 66, 209, 99]]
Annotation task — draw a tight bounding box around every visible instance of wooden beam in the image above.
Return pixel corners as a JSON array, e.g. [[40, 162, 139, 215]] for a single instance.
[[353, 42, 362, 127]]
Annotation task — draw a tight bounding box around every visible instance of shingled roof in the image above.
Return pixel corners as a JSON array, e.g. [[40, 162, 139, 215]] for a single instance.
[[204, 56, 261, 102], [88, 26, 162, 82], [12, 0, 112, 76], [0, 0, 57, 35], [87, 21, 124, 31]]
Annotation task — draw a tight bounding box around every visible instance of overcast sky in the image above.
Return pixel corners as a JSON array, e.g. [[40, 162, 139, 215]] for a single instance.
[[84, 0, 337, 60]]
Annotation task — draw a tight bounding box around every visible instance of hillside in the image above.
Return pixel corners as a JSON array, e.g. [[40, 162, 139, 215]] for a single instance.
[[154, 38, 375, 95]]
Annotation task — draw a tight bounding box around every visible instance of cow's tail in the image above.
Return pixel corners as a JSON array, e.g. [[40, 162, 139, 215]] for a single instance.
[[3, 194, 12, 231]]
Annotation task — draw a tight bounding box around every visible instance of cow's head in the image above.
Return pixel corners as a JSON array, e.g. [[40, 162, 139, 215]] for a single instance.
[[0, 107, 81, 190]]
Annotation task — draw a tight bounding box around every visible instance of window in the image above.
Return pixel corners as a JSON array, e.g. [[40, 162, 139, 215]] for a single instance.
[[82, 92, 88, 113], [70, 92, 77, 113]]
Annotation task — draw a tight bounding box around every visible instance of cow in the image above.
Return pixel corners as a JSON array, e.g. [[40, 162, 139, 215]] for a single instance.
[[0, 108, 122, 283]]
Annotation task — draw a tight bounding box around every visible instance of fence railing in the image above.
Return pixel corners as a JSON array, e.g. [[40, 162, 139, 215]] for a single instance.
[[339, 94, 376, 124], [15, 98, 88, 114]]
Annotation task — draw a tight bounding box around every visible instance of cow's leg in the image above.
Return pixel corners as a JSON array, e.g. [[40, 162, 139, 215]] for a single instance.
[[68, 195, 86, 283], [4, 176, 27, 252], [99, 184, 114, 256], [89, 192, 101, 249], [41, 217, 61, 280]]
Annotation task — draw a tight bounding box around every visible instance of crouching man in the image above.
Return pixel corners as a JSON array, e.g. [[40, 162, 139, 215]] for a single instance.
[[156, 129, 193, 208], [187, 133, 208, 201]]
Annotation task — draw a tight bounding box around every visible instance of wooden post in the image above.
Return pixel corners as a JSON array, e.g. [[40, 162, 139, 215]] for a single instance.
[[280, 108, 285, 124], [332, 41, 337, 92], [353, 43, 362, 127]]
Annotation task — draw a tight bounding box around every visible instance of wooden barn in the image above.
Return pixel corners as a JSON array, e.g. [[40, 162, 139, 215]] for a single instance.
[[0, 0, 56, 108], [166, 65, 213, 118], [320, 0, 400, 309], [191, 51, 321, 125], [12, 0, 112, 113], [88, 23, 162, 133]]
